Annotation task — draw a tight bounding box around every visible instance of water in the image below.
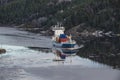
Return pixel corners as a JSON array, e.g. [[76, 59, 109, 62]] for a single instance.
[[78, 37, 120, 69], [0, 27, 52, 48], [0, 27, 119, 80], [0, 45, 111, 68], [0, 27, 119, 69]]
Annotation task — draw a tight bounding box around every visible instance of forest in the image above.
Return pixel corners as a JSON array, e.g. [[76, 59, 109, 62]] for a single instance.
[[0, 0, 120, 33]]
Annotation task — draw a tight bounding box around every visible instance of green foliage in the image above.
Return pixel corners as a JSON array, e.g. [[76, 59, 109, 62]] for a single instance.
[[0, 0, 120, 33]]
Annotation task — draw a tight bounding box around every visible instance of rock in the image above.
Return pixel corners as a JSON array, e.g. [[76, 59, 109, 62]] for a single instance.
[[0, 48, 6, 54], [37, 17, 47, 24]]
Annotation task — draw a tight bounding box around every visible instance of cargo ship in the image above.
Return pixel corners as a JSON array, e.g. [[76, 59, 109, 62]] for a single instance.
[[52, 25, 76, 48], [52, 24, 84, 60]]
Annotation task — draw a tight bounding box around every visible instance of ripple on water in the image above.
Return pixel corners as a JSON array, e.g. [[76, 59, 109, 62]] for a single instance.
[[0, 45, 111, 68]]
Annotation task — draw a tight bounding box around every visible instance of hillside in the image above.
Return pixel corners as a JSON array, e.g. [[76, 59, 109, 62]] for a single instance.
[[0, 0, 120, 33]]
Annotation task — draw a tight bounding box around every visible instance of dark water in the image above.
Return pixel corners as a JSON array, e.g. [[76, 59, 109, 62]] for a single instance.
[[77, 37, 120, 69]]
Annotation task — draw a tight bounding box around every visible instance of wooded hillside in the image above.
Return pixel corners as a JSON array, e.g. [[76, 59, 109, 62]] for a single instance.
[[0, 0, 120, 33]]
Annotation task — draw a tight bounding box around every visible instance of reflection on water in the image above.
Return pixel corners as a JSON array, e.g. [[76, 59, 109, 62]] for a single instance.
[[78, 37, 120, 69], [0, 45, 111, 68], [52, 47, 78, 60]]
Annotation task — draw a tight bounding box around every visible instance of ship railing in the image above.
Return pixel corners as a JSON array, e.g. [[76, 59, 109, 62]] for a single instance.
[[52, 26, 65, 31]]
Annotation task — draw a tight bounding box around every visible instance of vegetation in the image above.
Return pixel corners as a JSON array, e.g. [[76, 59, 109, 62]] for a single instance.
[[0, 0, 120, 33]]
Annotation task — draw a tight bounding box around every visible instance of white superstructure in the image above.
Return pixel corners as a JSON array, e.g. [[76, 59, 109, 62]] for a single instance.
[[52, 25, 65, 37]]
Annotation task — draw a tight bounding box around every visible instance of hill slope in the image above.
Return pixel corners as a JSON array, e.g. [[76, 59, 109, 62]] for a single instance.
[[0, 0, 120, 33]]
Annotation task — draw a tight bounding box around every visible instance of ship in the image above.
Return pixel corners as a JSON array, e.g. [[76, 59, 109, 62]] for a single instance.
[[52, 24, 82, 56], [52, 25, 76, 48]]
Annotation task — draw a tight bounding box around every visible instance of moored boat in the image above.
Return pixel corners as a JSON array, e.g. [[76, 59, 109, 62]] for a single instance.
[[52, 23, 83, 57], [52, 24, 76, 48]]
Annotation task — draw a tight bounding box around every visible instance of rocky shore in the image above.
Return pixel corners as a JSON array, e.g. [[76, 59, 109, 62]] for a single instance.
[[0, 48, 6, 54]]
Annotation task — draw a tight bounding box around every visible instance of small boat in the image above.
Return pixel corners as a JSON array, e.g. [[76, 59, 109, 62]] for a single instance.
[[61, 45, 83, 55], [52, 24, 83, 56], [52, 24, 76, 48], [61, 48, 79, 54]]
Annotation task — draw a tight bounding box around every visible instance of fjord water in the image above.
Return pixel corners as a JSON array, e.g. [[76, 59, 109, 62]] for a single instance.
[[0, 45, 110, 68], [0, 27, 110, 68], [0, 44, 119, 80], [0, 27, 119, 80]]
